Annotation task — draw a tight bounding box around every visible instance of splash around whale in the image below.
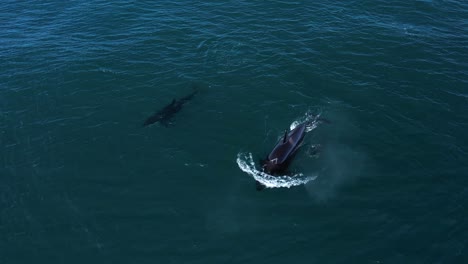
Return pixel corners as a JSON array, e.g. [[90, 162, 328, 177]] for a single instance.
[[236, 152, 318, 189], [236, 113, 326, 190]]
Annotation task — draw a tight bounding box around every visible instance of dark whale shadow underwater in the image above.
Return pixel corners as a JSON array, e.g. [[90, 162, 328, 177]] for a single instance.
[[142, 85, 198, 127]]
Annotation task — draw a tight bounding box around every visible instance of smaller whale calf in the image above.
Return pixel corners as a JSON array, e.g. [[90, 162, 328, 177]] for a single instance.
[[143, 86, 198, 127]]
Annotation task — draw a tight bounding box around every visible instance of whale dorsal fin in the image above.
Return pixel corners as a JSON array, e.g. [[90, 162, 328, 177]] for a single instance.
[[283, 130, 288, 143]]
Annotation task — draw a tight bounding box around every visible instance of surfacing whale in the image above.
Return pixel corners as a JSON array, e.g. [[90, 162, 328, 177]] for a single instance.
[[143, 87, 198, 127], [256, 117, 330, 190], [261, 123, 307, 175]]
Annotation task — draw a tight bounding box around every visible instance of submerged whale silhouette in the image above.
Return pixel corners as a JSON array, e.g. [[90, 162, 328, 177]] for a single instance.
[[143, 88, 198, 127], [256, 117, 330, 190]]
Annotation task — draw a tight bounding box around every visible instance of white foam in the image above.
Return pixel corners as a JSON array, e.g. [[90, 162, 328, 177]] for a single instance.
[[236, 112, 325, 189], [236, 152, 317, 189], [290, 112, 322, 132]]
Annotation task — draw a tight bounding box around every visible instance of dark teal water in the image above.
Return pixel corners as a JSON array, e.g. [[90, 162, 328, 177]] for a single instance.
[[1, 1, 468, 263]]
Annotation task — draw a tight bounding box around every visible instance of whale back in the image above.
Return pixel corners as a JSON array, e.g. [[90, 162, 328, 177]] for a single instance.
[[263, 123, 306, 174]]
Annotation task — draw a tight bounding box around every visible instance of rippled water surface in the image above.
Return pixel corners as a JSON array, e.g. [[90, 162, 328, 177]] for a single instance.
[[1, 1, 467, 263]]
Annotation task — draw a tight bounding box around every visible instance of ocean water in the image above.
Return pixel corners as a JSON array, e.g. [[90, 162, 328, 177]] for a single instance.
[[1, 0, 467, 263]]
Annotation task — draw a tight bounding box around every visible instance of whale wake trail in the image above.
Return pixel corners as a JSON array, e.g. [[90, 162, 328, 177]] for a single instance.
[[290, 112, 323, 132], [236, 152, 317, 189], [236, 113, 323, 189]]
